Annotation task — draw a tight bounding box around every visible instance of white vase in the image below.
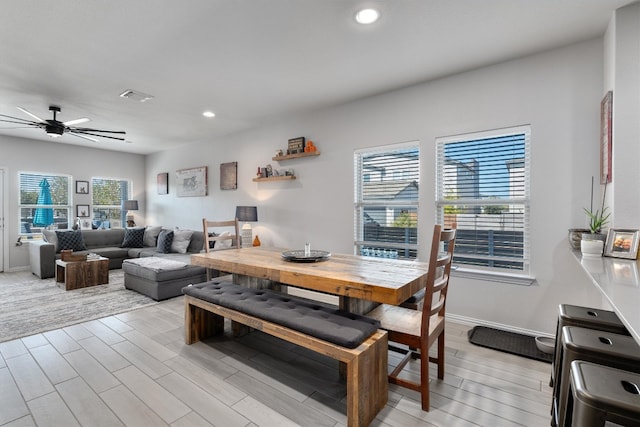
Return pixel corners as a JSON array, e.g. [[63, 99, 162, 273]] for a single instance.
[[581, 239, 604, 257]]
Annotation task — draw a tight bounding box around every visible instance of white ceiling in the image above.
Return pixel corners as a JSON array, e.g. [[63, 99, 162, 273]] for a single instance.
[[0, 0, 634, 155]]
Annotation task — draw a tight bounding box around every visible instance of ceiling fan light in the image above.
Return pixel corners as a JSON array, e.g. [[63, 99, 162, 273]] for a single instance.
[[45, 124, 64, 137]]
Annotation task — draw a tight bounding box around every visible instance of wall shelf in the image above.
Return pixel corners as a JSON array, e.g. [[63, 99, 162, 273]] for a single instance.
[[272, 151, 320, 161], [252, 175, 296, 182]]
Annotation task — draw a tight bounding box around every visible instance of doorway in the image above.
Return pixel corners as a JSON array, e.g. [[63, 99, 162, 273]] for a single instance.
[[0, 168, 4, 272]]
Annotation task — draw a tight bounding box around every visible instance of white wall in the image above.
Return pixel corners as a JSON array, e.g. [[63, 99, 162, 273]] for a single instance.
[[147, 38, 609, 335], [0, 135, 145, 271]]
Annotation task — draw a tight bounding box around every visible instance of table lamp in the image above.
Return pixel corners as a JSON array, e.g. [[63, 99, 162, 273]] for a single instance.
[[124, 200, 139, 227], [235, 206, 258, 248]]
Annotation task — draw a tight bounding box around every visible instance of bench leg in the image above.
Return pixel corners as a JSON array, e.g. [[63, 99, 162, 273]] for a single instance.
[[346, 331, 388, 427], [185, 301, 225, 344]]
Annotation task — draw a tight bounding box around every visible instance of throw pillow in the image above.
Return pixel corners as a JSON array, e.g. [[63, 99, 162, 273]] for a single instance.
[[217, 231, 233, 249], [121, 227, 145, 248], [171, 229, 194, 254], [55, 230, 87, 252], [42, 229, 58, 252], [156, 230, 174, 253], [143, 225, 162, 247]]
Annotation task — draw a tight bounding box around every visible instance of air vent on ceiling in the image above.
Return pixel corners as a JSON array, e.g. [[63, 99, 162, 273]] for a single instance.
[[119, 89, 154, 103]]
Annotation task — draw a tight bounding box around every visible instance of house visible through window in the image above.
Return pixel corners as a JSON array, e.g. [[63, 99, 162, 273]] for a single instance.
[[354, 142, 419, 259], [436, 126, 530, 273], [91, 178, 131, 228], [18, 172, 71, 236]]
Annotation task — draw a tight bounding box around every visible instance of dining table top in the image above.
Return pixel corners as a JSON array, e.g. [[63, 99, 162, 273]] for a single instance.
[[190, 246, 430, 306]]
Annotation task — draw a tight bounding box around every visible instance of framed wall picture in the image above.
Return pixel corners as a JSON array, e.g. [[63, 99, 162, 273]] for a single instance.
[[287, 137, 305, 154], [176, 166, 207, 197], [157, 172, 168, 195], [220, 161, 237, 190], [76, 204, 90, 218], [76, 180, 89, 194], [600, 91, 612, 184], [80, 219, 92, 230], [604, 229, 640, 259]]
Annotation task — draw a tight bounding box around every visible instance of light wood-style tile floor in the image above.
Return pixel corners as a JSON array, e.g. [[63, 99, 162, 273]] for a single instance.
[[0, 295, 553, 426]]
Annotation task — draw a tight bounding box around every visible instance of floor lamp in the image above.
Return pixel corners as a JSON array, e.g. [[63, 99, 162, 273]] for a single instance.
[[235, 206, 258, 248]]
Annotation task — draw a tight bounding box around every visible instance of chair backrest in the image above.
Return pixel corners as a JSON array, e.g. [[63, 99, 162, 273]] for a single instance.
[[202, 218, 240, 253], [422, 224, 456, 331]]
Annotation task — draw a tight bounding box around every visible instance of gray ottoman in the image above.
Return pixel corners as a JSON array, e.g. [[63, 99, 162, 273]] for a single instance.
[[123, 257, 207, 301]]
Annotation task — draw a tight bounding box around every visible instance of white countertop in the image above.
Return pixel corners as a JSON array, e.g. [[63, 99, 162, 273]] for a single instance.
[[573, 251, 640, 343]]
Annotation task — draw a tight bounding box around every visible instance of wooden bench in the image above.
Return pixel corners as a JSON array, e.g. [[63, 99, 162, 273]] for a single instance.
[[183, 281, 388, 427]]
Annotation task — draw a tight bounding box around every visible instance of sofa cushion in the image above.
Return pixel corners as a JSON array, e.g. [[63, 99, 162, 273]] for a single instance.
[[42, 229, 58, 252], [156, 230, 174, 253], [171, 229, 193, 254], [121, 227, 145, 248], [143, 226, 163, 247], [81, 229, 126, 249], [55, 230, 87, 252]]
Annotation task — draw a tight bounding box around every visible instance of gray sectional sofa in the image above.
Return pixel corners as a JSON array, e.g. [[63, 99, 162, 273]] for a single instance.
[[28, 227, 206, 279]]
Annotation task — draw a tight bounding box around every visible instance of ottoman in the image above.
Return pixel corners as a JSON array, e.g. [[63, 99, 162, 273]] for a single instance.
[[123, 257, 207, 301]]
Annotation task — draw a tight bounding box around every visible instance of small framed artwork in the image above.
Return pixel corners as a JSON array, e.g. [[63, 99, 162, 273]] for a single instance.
[[220, 161, 237, 190], [176, 166, 207, 197], [287, 137, 305, 154], [157, 172, 168, 195], [76, 204, 90, 218], [80, 219, 92, 230], [600, 91, 612, 184], [604, 229, 640, 259], [76, 180, 89, 194]]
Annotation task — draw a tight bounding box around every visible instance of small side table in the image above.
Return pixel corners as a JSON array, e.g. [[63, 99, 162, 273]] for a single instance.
[[56, 257, 109, 290]]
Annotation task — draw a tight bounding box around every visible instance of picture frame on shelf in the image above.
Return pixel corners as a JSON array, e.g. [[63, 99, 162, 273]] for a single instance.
[[76, 180, 89, 194], [604, 229, 640, 259], [600, 91, 612, 184], [287, 137, 305, 154], [76, 204, 90, 218]]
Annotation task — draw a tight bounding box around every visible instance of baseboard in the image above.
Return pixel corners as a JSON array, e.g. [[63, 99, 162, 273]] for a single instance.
[[6, 266, 31, 273], [447, 313, 554, 338]]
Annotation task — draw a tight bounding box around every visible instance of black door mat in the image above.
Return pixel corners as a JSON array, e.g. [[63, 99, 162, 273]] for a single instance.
[[467, 326, 553, 363]]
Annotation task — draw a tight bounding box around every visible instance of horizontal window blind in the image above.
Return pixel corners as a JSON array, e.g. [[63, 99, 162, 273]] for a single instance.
[[436, 127, 530, 272], [354, 142, 419, 259]]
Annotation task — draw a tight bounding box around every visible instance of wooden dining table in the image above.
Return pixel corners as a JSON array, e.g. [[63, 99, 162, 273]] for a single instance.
[[190, 246, 430, 314]]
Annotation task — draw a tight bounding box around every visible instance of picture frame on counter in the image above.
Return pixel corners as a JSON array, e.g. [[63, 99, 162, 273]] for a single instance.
[[604, 228, 640, 259]]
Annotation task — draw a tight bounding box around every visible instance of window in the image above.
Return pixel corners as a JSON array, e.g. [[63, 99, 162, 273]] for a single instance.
[[436, 126, 530, 274], [91, 178, 131, 228], [19, 172, 71, 235], [354, 142, 419, 259]]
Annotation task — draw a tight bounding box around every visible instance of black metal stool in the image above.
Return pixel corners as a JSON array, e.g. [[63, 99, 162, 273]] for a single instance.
[[551, 304, 628, 388], [567, 360, 640, 426], [553, 326, 640, 427]]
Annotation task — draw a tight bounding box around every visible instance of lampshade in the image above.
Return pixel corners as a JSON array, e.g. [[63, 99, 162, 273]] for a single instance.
[[235, 206, 258, 222], [124, 200, 139, 211]]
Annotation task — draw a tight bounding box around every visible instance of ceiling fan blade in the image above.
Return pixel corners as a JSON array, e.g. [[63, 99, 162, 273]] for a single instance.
[[72, 127, 126, 134], [0, 113, 39, 124], [73, 130, 125, 141], [17, 106, 46, 123], [0, 117, 41, 126], [63, 117, 90, 126], [0, 126, 40, 130], [68, 132, 98, 142]]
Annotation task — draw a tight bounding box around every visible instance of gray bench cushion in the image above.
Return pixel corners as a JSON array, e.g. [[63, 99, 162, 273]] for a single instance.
[[183, 281, 380, 349], [123, 257, 205, 282]]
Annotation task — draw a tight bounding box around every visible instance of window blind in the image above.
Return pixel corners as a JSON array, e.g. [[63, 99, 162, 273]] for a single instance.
[[436, 127, 530, 272]]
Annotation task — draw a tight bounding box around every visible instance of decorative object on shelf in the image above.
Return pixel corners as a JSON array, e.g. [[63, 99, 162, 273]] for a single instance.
[[600, 90, 612, 184], [304, 140, 317, 152], [176, 166, 207, 197], [281, 249, 331, 263], [236, 206, 258, 248], [604, 229, 640, 259], [75, 180, 89, 194], [76, 204, 90, 218], [157, 172, 168, 195], [568, 228, 590, 250], [581, 239, 604, 257], [124, 200, 139, 227], [252, 235, 261, 246], [220, 161, 238, 190], [287, 136, 305, 154]]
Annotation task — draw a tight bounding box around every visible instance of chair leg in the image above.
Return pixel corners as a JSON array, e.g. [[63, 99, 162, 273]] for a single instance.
[[420, 343, 430, 411], [437, 331, 445, 379]]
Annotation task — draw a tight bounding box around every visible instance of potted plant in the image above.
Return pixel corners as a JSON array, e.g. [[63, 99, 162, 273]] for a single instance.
[[580, 178, 609, 256]]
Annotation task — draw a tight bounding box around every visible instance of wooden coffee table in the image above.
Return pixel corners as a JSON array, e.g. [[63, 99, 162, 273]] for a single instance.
[[56, 257, 109, 290]]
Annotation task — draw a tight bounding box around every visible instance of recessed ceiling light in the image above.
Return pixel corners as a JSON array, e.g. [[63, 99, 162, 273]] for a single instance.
[[355, 8, 379, 24], [202, 111, 215, 118]]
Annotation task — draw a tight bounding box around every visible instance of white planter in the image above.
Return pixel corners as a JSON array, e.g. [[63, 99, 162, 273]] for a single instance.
[[581, 239, 604, 257]]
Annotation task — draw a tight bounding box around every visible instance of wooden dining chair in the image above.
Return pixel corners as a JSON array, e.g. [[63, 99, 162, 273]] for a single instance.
[[202, 218, 240, 280], [367, 224, 456, 411]]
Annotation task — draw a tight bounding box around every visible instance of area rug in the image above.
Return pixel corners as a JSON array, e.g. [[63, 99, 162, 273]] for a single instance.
[[0, 270, 158, 343], [467, 325, 553, 363]]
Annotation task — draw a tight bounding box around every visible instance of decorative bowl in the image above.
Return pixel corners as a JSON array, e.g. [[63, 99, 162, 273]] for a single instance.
[[535, 336, 555, 354]]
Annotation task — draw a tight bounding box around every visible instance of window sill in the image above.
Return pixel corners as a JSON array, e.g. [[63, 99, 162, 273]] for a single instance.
[[451, 266, 536, 286]]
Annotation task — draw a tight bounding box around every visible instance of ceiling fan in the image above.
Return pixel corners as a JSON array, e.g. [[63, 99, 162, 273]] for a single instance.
[[0, 105, 126, 142]]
